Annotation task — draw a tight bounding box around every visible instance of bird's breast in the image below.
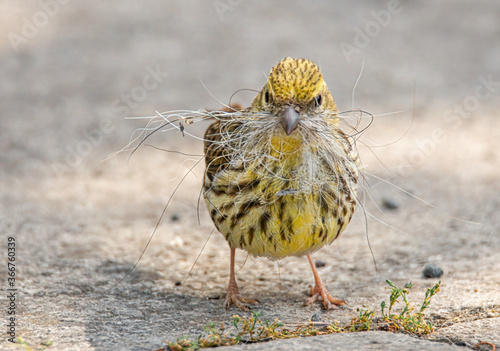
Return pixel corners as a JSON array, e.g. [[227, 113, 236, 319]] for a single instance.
[[204, 138, 358, 259]]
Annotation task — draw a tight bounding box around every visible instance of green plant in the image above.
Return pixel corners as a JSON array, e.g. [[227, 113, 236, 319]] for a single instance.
[[166, 311, 284, 350], [165, 280, 442, 350], [380, 279, 441, 335], [349, 308, 375, 332], [16, 337, 52, 351]]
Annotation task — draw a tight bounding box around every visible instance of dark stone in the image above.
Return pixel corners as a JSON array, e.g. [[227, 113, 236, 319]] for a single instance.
[[315, 260, 326, 268], [310, 312, 322, 322], [171, 214, 180, 222], [423, 264, 443, 278], [382, 197, 399, 210]]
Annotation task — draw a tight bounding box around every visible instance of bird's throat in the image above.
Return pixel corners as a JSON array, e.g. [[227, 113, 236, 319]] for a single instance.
[[270, 134, 303, 156]]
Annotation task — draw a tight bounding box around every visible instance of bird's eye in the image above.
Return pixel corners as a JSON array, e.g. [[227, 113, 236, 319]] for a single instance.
[[314, 95, 322, 107], [265, 91, 271, 103]]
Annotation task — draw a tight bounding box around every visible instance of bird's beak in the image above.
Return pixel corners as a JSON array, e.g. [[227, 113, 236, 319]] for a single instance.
[[281, 106, 300, 135]]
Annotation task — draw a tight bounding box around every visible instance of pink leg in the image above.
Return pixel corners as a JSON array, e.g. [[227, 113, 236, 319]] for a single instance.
[[304, 255, 346, 310], [224, 246, 259, 311]]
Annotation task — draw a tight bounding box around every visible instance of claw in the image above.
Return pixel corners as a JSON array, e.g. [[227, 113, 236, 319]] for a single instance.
[[224, 292, 259, 312], [305, 255, 347, 310], [305, 284, 346, 310], [224, 246, 260, 311]]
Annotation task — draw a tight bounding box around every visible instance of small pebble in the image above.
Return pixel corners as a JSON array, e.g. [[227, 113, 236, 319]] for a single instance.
[[423, 264, 443, 278], [315, 260, 326, 268], [382, 197, 399, 210], [175, 281, 182, 286], [171, 214, 180, 222], [310, 312, 322, 322]]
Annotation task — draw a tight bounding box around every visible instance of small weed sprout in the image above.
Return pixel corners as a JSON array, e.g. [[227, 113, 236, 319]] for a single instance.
[[380, 279, 441, 335], [350, 308, 375, 332], [15, 337, 53, 351], [167, 311, 284, 350]]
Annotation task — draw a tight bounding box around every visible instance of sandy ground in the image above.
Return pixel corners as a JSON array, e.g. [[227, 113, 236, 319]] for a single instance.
[[1, 1, 499, 350]]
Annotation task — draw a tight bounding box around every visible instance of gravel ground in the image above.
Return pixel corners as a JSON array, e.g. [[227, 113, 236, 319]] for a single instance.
[[1, 1, 499, 350]]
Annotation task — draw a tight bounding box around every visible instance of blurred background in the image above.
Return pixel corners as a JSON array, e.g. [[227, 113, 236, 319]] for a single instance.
[[0, 1, 499, 350]]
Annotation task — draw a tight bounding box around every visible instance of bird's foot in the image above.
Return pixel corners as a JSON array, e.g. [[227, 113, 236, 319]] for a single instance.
[[305, 283, 346, 310], [224, 285, 259, 312]]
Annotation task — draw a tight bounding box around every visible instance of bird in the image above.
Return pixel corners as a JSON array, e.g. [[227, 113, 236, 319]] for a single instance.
[[203, 57, 360, 311]]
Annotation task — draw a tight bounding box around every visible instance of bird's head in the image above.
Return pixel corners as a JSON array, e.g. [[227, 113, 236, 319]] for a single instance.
[[251, 57, 338, 135]]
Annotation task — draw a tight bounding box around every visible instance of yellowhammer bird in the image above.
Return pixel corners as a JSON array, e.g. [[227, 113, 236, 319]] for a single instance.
[[203, 57, 360, 311]]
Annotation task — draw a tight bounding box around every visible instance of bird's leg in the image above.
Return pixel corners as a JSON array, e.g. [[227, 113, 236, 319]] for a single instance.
[[305, 254, 346, 310], [224, 246, 259, 311]]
